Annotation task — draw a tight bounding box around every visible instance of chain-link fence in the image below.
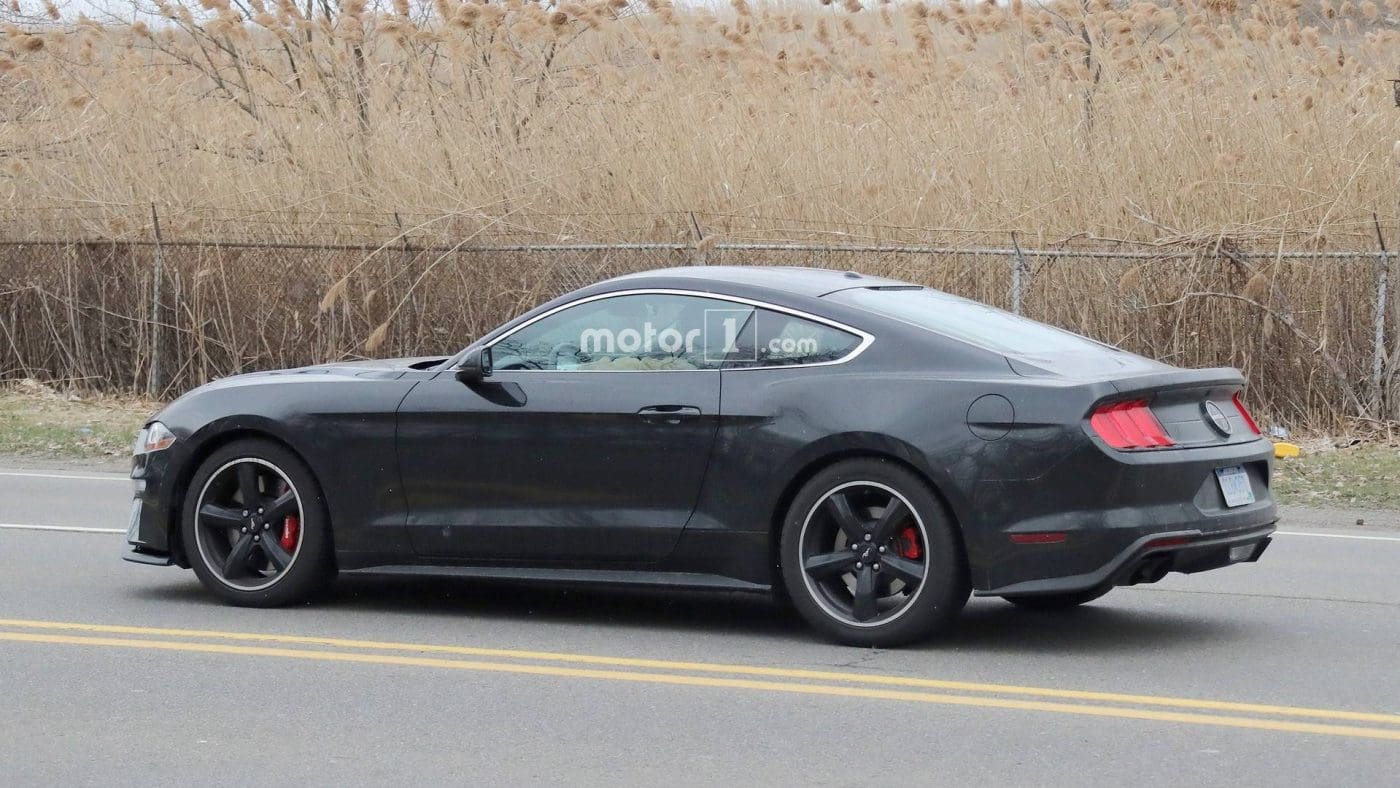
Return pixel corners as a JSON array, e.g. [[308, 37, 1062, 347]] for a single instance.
[[0, 236, 1394, 430]]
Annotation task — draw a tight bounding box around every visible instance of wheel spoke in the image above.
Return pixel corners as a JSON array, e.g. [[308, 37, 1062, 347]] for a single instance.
[[870, 497, 911, 544], [262, 491, 298, 523], [852, 565, 878, 622], [260, 536, 293, 572], [222, 533, 256, 578], [824, 492, 868, 543], [803, 550, 856, 580], [880, 555, 924, 586], [236, 463, 262, 509], [198, 503, 243, 531]]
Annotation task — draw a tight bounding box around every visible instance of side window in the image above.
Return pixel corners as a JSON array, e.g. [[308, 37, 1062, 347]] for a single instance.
[[490, 294, 754, 371], [723, 309, 862, 368]]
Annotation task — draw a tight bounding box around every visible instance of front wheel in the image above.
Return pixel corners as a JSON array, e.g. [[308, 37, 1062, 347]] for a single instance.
[[779, 459, 969, 647], [181, 438, 335, 606]]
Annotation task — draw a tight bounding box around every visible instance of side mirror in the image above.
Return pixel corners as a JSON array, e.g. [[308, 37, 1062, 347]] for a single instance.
[[454, 346, 493, 386]]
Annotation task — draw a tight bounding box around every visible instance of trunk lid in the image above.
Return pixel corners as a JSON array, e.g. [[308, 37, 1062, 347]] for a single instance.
[[1114, 369, 1257, 448], [1096, 367, 1258, 449], [1010, 351, 1261, 448]]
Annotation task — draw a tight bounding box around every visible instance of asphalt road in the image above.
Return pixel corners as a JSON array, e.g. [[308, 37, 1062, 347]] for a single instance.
[[1, 468, 1398, 786]]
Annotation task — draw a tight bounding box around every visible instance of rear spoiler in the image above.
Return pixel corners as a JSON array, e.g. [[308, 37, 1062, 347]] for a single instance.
[[1105, 367, 1245, 397], [1007, 355, 1245, 395], [1008, 357, 1248, 411]]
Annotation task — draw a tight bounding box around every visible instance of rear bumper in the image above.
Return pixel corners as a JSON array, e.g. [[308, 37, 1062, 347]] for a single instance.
[[977, 523, 1274, 597], [967, 436, 1278, 595]]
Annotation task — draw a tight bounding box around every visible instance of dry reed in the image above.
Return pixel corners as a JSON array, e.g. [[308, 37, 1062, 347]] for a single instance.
[[1, 1, 1399, 428], [0, 1, 1396, 244]]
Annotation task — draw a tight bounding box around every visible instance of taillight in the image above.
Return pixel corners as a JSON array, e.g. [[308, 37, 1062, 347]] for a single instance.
[[1090, 400, 1176, 450], [1232, 392, 1261, 435]]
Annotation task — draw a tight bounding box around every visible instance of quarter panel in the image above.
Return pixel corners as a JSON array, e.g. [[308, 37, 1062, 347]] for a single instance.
[[697, 364, 1011, 585], [696, 353, 1128, 589]]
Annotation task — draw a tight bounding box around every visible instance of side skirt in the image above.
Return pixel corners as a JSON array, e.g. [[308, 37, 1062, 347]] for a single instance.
[[339, 564, 772, 594]]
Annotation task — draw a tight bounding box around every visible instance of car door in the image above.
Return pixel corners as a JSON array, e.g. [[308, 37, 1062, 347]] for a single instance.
[[396, 291, 753, 564]]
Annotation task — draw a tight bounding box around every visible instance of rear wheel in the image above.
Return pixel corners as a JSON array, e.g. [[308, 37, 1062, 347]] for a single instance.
[[181, 439, 335, 606], [780, 458, 968, 647], [1001, 585, 1111, 610]]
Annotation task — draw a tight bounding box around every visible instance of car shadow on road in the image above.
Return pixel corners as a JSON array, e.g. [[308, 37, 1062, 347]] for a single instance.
[[323, 574, 809, 640], [133, 575, 1256, 654], [926, 597, 1255, 655], [129, 574, 805, 642]]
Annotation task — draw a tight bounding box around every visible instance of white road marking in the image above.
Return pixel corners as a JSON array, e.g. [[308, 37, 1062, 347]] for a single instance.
[[0, 470, 129, 482], [0, 523, 125, 534], [1275, 530, 1400, 543]]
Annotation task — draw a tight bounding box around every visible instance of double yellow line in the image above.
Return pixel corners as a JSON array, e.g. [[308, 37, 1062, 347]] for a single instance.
[[2, 617, 1399, 742]]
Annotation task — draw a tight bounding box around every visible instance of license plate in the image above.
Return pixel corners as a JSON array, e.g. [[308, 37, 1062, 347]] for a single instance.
[[1215, 465, 1255, 508]]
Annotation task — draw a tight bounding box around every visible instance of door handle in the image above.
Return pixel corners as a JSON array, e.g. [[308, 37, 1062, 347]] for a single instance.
[[637, 405, 702, 424]]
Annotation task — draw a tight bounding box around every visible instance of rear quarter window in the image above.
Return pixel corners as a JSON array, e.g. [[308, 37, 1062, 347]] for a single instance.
[[723, 309, 863, 368]]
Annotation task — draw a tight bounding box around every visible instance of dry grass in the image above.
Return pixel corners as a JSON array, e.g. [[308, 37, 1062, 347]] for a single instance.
[[1273, 439, 1400, 507], [0, 1, 1397, 244], [1, 1, 1399, 427], [0, 380, 156, 458]]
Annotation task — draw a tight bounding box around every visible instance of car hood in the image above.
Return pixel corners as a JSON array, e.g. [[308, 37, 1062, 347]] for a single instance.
[[300, 356, 449, 376], [191, 356, 447, 392]]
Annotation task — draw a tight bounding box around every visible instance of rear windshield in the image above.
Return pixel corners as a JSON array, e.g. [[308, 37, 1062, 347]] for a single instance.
[[825, 286, 1121, 357]]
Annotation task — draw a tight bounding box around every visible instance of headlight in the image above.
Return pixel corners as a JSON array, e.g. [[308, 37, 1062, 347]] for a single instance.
[[134, 422, 177, 455]]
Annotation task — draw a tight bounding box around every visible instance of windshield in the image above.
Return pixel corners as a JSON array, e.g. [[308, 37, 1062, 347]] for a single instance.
[[825, 286, 1125, 357]]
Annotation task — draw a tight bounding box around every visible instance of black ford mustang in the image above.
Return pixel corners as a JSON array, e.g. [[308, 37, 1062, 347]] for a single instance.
[[125, 266, 1276, 645]]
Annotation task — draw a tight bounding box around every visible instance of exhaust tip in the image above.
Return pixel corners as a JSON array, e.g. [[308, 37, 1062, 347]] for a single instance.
[[1129, 555, 1173, 585]]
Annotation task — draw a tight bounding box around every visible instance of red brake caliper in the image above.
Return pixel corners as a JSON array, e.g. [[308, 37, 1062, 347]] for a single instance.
[[276, 480, 299, 551], [896, 526, 922, 560], [280, 514, 299, 551]]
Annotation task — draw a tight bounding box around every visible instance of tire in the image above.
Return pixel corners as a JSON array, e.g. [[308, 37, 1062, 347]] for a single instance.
[[779, 458, 969, 647], [181, 438, 335, 607], [1001, 585, 1111, 610]]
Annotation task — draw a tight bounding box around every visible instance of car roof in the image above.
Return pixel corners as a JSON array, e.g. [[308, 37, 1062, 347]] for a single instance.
[[602, 266, 914, 299]]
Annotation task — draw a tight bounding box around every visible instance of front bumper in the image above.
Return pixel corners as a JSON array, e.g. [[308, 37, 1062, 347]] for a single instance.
[[122, 448, 182, 567]]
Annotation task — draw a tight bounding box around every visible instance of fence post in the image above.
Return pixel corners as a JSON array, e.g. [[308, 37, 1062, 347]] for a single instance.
[[1010, 232, 1026, 315], [394, 211, 415, 344], [1373, 214, 1390, 401], [147, 204, 164, 398], [688, 212, 707, 266]]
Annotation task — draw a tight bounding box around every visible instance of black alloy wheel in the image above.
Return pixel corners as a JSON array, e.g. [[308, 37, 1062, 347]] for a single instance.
[[182, 439, 334, 606], [781, 458, 969, 647]]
